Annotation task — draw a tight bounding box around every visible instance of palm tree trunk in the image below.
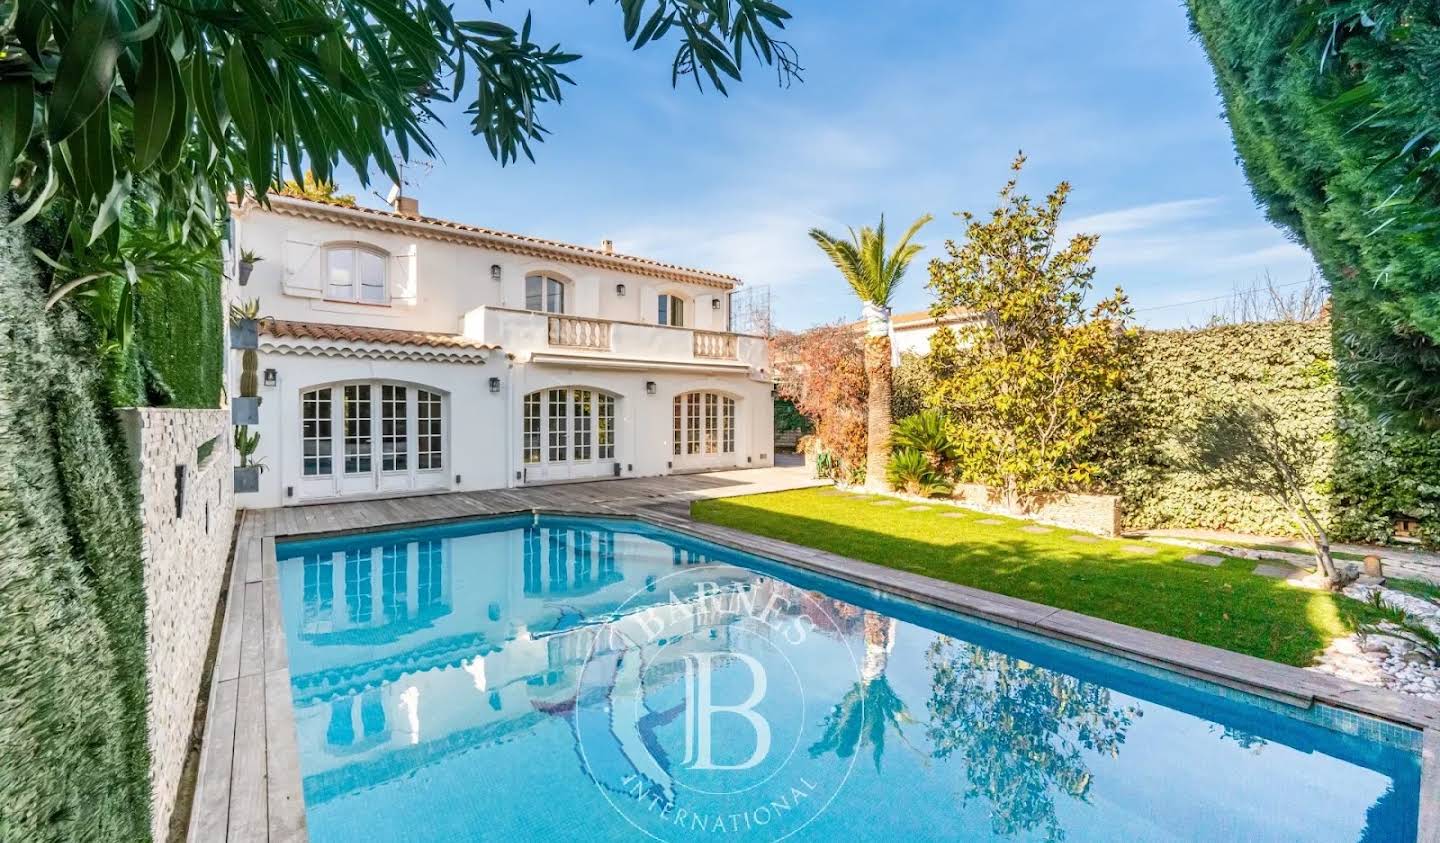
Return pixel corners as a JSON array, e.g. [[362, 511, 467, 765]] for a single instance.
[[864, 332, 893, 491]]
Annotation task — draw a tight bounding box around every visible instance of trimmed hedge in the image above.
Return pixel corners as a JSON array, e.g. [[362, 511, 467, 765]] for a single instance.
[[1101, 319, 1440, 544], [0, 215, 151, 839], [108, 264, 224, 409]]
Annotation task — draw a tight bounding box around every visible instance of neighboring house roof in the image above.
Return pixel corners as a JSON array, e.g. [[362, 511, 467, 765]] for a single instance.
[[259, 318, 499, 364], [844, 307, 983, 331], [241, 195, 742, 290]]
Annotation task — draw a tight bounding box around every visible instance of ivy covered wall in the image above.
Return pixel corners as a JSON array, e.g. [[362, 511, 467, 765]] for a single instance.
[[0, 215, 152, 840], [1102, 319, 1440, 545]]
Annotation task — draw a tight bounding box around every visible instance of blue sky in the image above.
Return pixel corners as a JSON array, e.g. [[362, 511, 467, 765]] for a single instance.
[[341, 0, 1318, 329]]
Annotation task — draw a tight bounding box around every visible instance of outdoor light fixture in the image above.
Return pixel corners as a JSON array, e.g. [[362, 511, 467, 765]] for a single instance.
[[489, 377, 501, 393], [712, 297, 721, 310], [616, 283, 627, 296], [263, 368, 277, 387], [490, 264, 502, 281], [646, 381, 657, 395]]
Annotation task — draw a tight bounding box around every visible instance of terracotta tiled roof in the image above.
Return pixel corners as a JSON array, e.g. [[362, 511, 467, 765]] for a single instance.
[[260, 319, 497, 351], [846, 307, 981, 330], [248, 195, 741, 289]]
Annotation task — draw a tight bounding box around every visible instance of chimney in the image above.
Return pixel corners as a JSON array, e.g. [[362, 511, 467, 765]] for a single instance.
[[394, 195, 420, 216], [600, 239, 614, 255]]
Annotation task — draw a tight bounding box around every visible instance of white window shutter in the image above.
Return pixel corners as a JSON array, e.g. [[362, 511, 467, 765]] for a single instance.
[[392, 245, 418, 306], [282, 238, 323, 298], [639, 285, 659, 324]]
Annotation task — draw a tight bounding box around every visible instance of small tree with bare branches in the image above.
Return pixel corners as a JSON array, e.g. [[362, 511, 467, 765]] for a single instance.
[[1187, 398, 1349, 587]]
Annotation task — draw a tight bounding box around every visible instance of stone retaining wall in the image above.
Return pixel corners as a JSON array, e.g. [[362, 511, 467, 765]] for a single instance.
[[952, 483, 1122, 536], [119, 408, 235, 840]]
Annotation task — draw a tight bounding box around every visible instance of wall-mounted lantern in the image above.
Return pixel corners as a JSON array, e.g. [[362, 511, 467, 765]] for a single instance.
[[616, 283, 626, 297], [263, 368, 278, 387], [712, 297, 721, 310], [490, 264, 502, 281], [489, 377, 501, 393], [646, 381, 657, 395]]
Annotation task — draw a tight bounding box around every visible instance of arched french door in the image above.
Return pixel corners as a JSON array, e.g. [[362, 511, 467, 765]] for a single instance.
[[672, 391, 738, 471], [521, 387, 618, 483], [299, 381, 448, 499]]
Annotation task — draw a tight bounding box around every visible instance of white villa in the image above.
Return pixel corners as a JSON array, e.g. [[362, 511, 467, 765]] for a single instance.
[[229, 194, 774, 508]]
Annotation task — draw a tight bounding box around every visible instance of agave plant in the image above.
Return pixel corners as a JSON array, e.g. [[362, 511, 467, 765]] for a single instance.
[[1359, 590, 1439, 664], [893, 410, 959, 475], [886, 448, 952, 497]]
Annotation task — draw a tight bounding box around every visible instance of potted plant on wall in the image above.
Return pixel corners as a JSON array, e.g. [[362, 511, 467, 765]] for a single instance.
[[234, 426, 265, 494], [232, 301, 262, 424], [238, 249, 262, 286], [229, 298, 260, 350]]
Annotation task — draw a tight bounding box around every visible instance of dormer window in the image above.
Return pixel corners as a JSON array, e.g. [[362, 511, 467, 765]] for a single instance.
[[658, 294, 685, 327], [327, 245, 388, 304], [525, 274, 566, 313]]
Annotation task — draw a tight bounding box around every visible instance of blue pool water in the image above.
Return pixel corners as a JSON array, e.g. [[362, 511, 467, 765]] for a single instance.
[[277, 515, 1423, 842]]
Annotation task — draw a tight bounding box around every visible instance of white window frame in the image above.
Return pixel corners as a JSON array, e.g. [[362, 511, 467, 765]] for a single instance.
[[597, 394, 616, 460], [523, 392, 542, 464], [343, 384, 373, 475], [302, 387, 334, 477], [380, 384, 408, 473], [417, 389, 444, 471], [326, 244, 390, 305], [658, 293, 686, 327], [525, 273, 568, 314]]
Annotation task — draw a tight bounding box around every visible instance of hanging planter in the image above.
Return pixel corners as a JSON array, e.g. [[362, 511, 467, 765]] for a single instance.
[[238, 250, 262, 286], [232, 397, 260, 425], [234, 426, 265, 494], [229, 298, 261, 349], [229, 319, 258, 349], [233, 465, 261, 494]]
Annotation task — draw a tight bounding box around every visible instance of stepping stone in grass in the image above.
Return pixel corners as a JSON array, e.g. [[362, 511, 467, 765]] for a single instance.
[[941, 512, 967, 519], [1020, 525, 1052, 534], [1185, 554, 1224, 567], [1067, 534, 1100, 543], [905, 505, 931, 512], [872, 499, 897, 506], [976, 518, 1005, 525], [1253, 562, 1301, 579], [1121, 545, 1158, 555], [819, 489, 846, 496]]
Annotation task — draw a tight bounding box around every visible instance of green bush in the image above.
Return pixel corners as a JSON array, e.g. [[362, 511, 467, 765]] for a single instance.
[[1097, 319, 1440, 545], [891, 352, 933, 420], [1186, 0, 1440, 428], [104, 262, 224, 409], [887, 447, 952, 497], [0, 216, 151, 840]]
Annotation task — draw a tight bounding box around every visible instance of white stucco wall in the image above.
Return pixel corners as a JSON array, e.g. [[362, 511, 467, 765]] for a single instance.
[[119, 407, 235, 840], [229, 199, 773, 508], [232, 202, 732, 335]]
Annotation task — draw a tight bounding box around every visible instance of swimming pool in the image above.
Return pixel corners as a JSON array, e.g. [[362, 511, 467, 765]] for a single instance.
[[277, 514, 1423, 842]]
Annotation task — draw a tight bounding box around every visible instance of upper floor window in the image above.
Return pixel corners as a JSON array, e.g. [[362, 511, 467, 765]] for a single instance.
[[327, 245, 388, 304], [658, 294, 685, 327], [526, 274, 566, 313]]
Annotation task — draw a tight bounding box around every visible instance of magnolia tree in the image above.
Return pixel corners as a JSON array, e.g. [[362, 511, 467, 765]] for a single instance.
[[770, 323, 868, 481], [925, 155, 1135, 502]]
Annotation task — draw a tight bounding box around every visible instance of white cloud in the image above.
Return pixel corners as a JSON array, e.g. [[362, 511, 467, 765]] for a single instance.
[[1060, 197, 1220, 237]]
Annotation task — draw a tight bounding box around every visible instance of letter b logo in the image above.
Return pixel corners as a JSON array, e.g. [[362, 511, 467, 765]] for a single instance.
[[681, 652, 771, 771]]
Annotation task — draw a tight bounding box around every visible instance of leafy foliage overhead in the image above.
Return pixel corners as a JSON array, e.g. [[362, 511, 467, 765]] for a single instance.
[[1185, 0, 1440, 428], [0, 0, 800, 274]]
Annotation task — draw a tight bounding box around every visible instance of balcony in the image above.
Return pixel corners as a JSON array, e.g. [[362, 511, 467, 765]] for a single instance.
[[547, 315, 611, 351], [462, 306, 765, 373]]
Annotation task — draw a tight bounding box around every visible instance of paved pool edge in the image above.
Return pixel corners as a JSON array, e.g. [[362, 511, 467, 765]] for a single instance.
[[191, 498, 1440, 842]]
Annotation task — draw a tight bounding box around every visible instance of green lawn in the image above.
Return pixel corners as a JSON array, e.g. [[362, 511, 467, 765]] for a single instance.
[[692, 488, 1378, 667]]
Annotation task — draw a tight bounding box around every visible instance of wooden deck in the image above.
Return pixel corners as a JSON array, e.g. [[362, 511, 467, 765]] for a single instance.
[[187, 463, 1440, 843]]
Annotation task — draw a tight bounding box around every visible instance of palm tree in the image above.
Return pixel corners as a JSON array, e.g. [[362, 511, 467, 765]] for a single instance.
[[809, 215, 932, 490]]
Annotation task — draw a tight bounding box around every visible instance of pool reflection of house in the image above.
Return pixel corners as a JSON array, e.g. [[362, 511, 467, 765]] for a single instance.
[[279, 524, 795, 798]]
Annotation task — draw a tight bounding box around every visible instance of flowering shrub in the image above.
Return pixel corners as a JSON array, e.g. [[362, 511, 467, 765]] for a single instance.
[[772, 324, 869, 481]]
